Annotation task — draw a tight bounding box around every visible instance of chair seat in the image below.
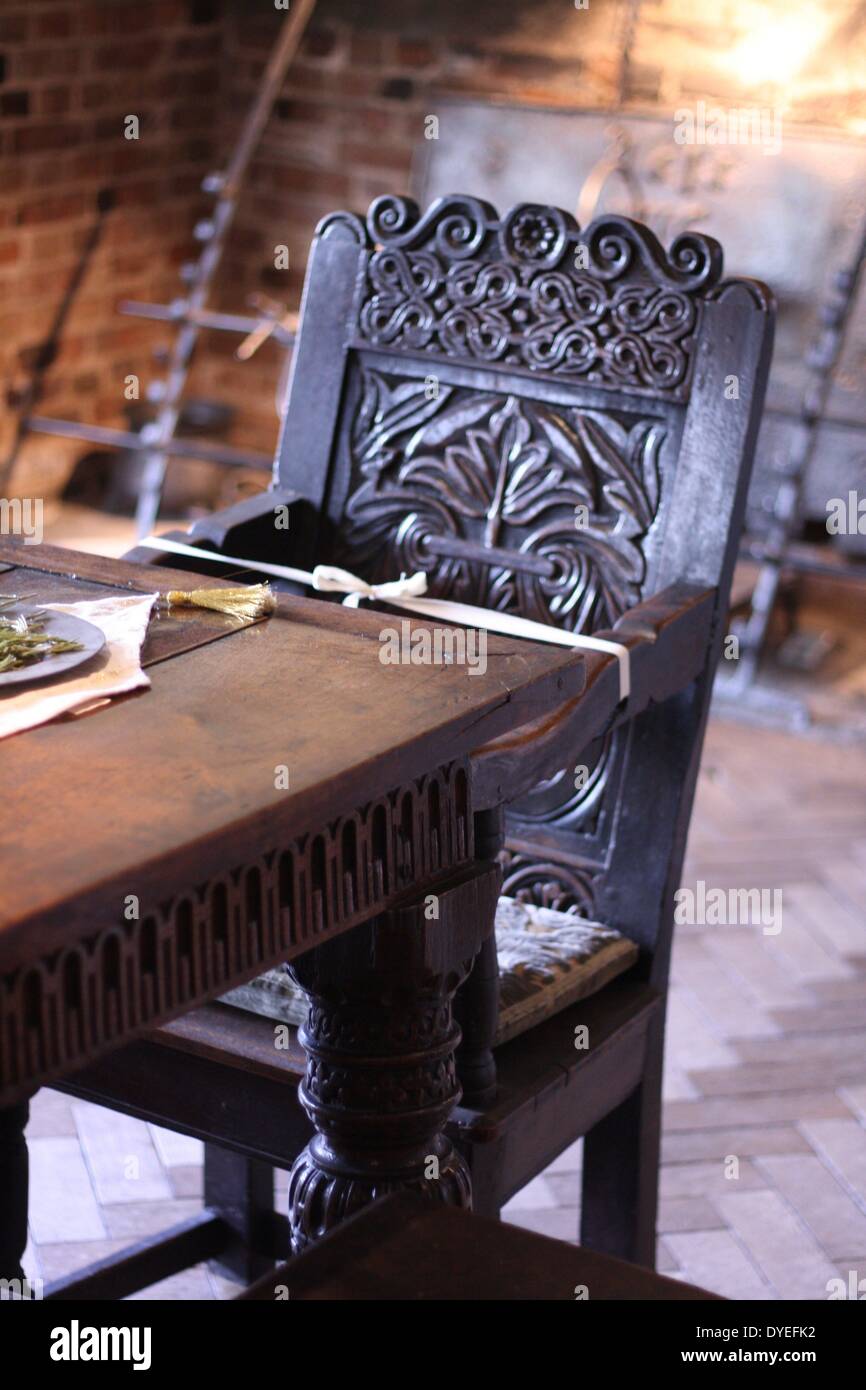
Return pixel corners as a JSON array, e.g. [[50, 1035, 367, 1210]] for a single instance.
[[221, 897, 638, 1046]]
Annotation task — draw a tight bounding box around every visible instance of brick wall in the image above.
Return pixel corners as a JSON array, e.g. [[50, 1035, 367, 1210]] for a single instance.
[[2, 0, 864, 510], [0, 0, 222, 501], [193, 0, 628, 464]]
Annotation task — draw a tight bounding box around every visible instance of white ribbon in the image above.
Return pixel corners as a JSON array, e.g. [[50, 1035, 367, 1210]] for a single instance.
[[139, 535, 631, 701], [311, 564, 428, 607], [138, 536, 317, 589], [378, 594, 631, 701]]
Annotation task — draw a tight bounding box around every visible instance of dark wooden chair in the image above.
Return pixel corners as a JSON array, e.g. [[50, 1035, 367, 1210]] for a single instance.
[[55, 194, 774, 1292]]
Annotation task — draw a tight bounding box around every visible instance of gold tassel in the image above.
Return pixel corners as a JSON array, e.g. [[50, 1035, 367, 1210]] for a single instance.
[[164, 584, 276, 621]]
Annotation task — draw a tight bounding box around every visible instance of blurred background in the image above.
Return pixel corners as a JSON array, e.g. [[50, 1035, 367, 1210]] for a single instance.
[[1, 0, 864, 726]]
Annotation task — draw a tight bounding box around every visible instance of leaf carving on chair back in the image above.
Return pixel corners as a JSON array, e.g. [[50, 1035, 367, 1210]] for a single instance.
[[342, 368, 663, 634], [356, 196, 723, 398]]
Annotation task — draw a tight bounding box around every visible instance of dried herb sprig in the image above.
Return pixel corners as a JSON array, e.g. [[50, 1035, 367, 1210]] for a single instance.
[[0, 596, 83, 672]]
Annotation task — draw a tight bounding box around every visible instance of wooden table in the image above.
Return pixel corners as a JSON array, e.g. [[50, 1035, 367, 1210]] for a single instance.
[[0, 539, 585, 1271]]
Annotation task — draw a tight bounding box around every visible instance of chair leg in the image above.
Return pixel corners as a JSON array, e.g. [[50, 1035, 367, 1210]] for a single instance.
[[579, 1018, 664, 1268], [454, 806, 503, 1108], [450, 1130, 502, 1220], [203, 1143, 275, 1283], [0, 1098, 31, 1284], [454, 933, 499, 1107]]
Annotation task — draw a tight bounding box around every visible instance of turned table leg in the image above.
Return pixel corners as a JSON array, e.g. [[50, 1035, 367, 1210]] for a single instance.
[[286, 862, 499, 1253], [0, 1098, 31, 1283]]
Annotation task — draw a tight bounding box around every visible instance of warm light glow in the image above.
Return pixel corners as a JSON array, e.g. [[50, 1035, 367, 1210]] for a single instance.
[[724, 3, 833, 88]]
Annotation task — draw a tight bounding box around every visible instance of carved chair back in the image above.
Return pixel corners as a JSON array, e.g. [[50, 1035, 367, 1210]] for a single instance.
[[273, 195, 774, 982]]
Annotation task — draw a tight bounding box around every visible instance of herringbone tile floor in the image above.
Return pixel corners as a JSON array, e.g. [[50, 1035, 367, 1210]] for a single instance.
[[22, 717, 866, 1299]]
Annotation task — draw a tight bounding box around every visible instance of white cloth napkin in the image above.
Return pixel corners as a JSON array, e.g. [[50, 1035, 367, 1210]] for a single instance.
[[0, 593, 158, 741]]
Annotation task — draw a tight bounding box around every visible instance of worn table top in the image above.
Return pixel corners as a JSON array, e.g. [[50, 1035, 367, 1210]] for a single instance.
[[0, 541, 584, 974]]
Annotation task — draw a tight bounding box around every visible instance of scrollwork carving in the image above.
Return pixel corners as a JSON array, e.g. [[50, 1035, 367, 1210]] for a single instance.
[[367, 193, 495, 260], [355, 196, 723, 397]]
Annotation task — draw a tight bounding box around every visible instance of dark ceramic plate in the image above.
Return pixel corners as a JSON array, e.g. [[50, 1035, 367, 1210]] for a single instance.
[[0, 606, 106, 688]]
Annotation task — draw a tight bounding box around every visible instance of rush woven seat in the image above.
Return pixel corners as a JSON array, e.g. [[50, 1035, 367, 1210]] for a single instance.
[[221, 897, 639, 1047]]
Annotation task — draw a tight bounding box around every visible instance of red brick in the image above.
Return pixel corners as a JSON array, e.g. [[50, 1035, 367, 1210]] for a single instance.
[[349, 32, 386, 66], [232, 19, 282, 52], [30, 227, 94, 261], [78, 1, 163, 37], [16, 193, 92, 227], [285, 66, 374, 100], [0, 14, 29, 43], [38, 86, 73, 117], [341, 141, 412, 175], [396, 40, 438, 69], [12, 122, 86, 155], [81, 82, 111, 109], [352, 105, 400, 136], [351, 174, 400, 205], [13, 47, 81, 79], [111, 179, 164, 207], [301, 28, 341, 61], [380, 76, 415, 101], [168, 67, 217, 98], [72, 370, 100, 394], [34, 9, 74, 40], [173, 34, 220, 62], [67, 148, 117, 181], [273, 97, 323, 125], [0, 90, 29, 117], [0, 162, 25, 193], [94, 40, 166, 70], [169, 104, 214, 131], [275, 166, 353, 199]]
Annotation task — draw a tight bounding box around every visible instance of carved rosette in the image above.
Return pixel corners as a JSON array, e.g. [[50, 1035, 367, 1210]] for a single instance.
[[357, 195, 723, 397]]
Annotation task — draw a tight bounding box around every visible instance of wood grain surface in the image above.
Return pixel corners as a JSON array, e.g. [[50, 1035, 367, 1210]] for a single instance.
[[0, 541, 584, 970]]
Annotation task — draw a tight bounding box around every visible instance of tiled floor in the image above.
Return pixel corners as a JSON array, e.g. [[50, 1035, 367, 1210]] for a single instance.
[[21, 717, 866, 1300]]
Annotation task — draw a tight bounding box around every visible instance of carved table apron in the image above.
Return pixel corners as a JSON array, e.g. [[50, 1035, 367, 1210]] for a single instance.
[[0, 541, 585, 1271]]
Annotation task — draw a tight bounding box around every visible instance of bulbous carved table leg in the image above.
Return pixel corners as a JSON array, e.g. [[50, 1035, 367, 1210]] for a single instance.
[[286, 861, 500, 1253]]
